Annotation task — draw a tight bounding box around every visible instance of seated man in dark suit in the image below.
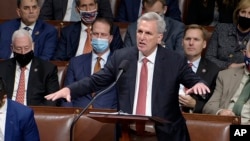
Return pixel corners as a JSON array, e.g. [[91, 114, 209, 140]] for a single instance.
[[0, 0, 58, 60], [115, 0, 181, 22], [53, 0, 123, 61], [0, 29, 60, 106], [0, 77, 40, 141], [39, 0, 114, 21], [124, 0, 185, 55], [61, 17, 117, 108], [179, 24, 220, 113]]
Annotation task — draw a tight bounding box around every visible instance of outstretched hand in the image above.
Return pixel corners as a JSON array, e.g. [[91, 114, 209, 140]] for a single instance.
[[185, 82, 210, 95], [45, 87, 71, 102]]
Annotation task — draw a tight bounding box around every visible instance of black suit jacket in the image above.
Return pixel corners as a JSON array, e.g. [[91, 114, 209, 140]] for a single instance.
[[53, 21, 123, 61], [0, 57, 60, 106], [182, 58, 220, 113], [39, 0, 114, 21], [67, 46, 205, 141]]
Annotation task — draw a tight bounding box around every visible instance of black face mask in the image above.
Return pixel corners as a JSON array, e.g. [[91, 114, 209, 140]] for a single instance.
[[14, 50, 34, 67], [238, 16, 250, 30]]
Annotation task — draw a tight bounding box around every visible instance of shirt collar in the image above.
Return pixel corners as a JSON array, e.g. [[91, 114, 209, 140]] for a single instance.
[[188, 57, 201, 68], [92, 49, 110, 62], [138, 47, 158, 64], [20, 21, 36, 31], [0, 98, 7, 114]]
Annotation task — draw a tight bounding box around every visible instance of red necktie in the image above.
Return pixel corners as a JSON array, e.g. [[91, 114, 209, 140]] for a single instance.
[[136, 58, 148, 115], [83, 27, 92, 54], [16, 67, 26, 104]]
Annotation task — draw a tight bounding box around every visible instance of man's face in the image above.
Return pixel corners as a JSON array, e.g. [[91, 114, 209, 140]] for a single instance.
[[143, 1, 167, 16], [16, 0, 40, 26], [239, 7, 250, 18], [136, 20, 163, 56], [12, 36, 33, 54], [91, 21, 113, 43], [182, 29, 206, 59], [77, 0, 98, 11]]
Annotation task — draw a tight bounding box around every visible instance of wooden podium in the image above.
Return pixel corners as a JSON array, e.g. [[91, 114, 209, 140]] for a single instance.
[[86, 110, 168, 141]]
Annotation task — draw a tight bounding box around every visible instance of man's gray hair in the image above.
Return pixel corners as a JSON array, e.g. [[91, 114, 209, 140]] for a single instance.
[[12, 29, 33, 44], [137, 12, 166, 33]]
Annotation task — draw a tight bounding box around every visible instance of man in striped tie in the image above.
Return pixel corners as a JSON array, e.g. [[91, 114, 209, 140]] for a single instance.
[[0, 29, 60, 106]]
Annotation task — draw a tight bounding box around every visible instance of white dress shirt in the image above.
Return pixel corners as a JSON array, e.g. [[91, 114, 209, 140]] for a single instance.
[[12, 62, 32, 106], [0, 99, 7, 140], [133, 48, 158, 116]]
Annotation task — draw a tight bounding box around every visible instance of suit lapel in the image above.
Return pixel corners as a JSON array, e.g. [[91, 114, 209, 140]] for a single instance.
[[6, 59, 16, 98], [196, 58, 207, 76], [82, 53, 92, 77], [227, 69, 244, 99], [70, 22, 82, 54], [27, 59, 39, 104], [151, 47, 165, 107], [128, 48, 139, 108], [32, 20, 42, 41], [62, 0, 68, 16]]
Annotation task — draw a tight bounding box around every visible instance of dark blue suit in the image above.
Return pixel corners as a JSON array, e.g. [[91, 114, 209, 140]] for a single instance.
[[61, 53, 117, 108], [115, 0, 181, 22], [53, 21, 123, 61], [0, 18, 58, 60], [124, 16, 185, 55], [68, 46, 204, 141], [5, 99, 40, 141]]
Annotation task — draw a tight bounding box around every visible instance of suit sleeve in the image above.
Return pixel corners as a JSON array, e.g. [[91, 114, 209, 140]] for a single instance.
[[39, 26, 58, 60], [44, 64, 60, 106], [205, 24, 230, 69], [64, 59, 75, 86], [23, 109, 40, 141]]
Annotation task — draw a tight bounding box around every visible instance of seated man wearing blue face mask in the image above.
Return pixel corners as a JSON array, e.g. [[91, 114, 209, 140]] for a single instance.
[[52, 0, 123, 61], [61, 17, 117, 109]]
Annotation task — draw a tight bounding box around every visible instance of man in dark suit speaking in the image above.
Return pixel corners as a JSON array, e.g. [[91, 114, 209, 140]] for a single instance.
[[45, 12, 210, 141]]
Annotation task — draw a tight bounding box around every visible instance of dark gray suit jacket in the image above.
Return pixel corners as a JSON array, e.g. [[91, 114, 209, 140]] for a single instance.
[[0, 57, 60, 106], [67, 46, 204, 141], [124, 16, 185, 55], [39, 0, 114, 21]]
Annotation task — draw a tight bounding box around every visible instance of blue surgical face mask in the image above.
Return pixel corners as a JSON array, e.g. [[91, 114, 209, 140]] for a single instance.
[[91, 38, 109, 53], [244, 55, 250, 71]]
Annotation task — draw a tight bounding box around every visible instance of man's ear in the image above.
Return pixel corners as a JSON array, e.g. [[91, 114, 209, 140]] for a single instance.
[[16, 8, 21, 17], [163, 6, 167, 14], [109, 35, 113, 43]]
